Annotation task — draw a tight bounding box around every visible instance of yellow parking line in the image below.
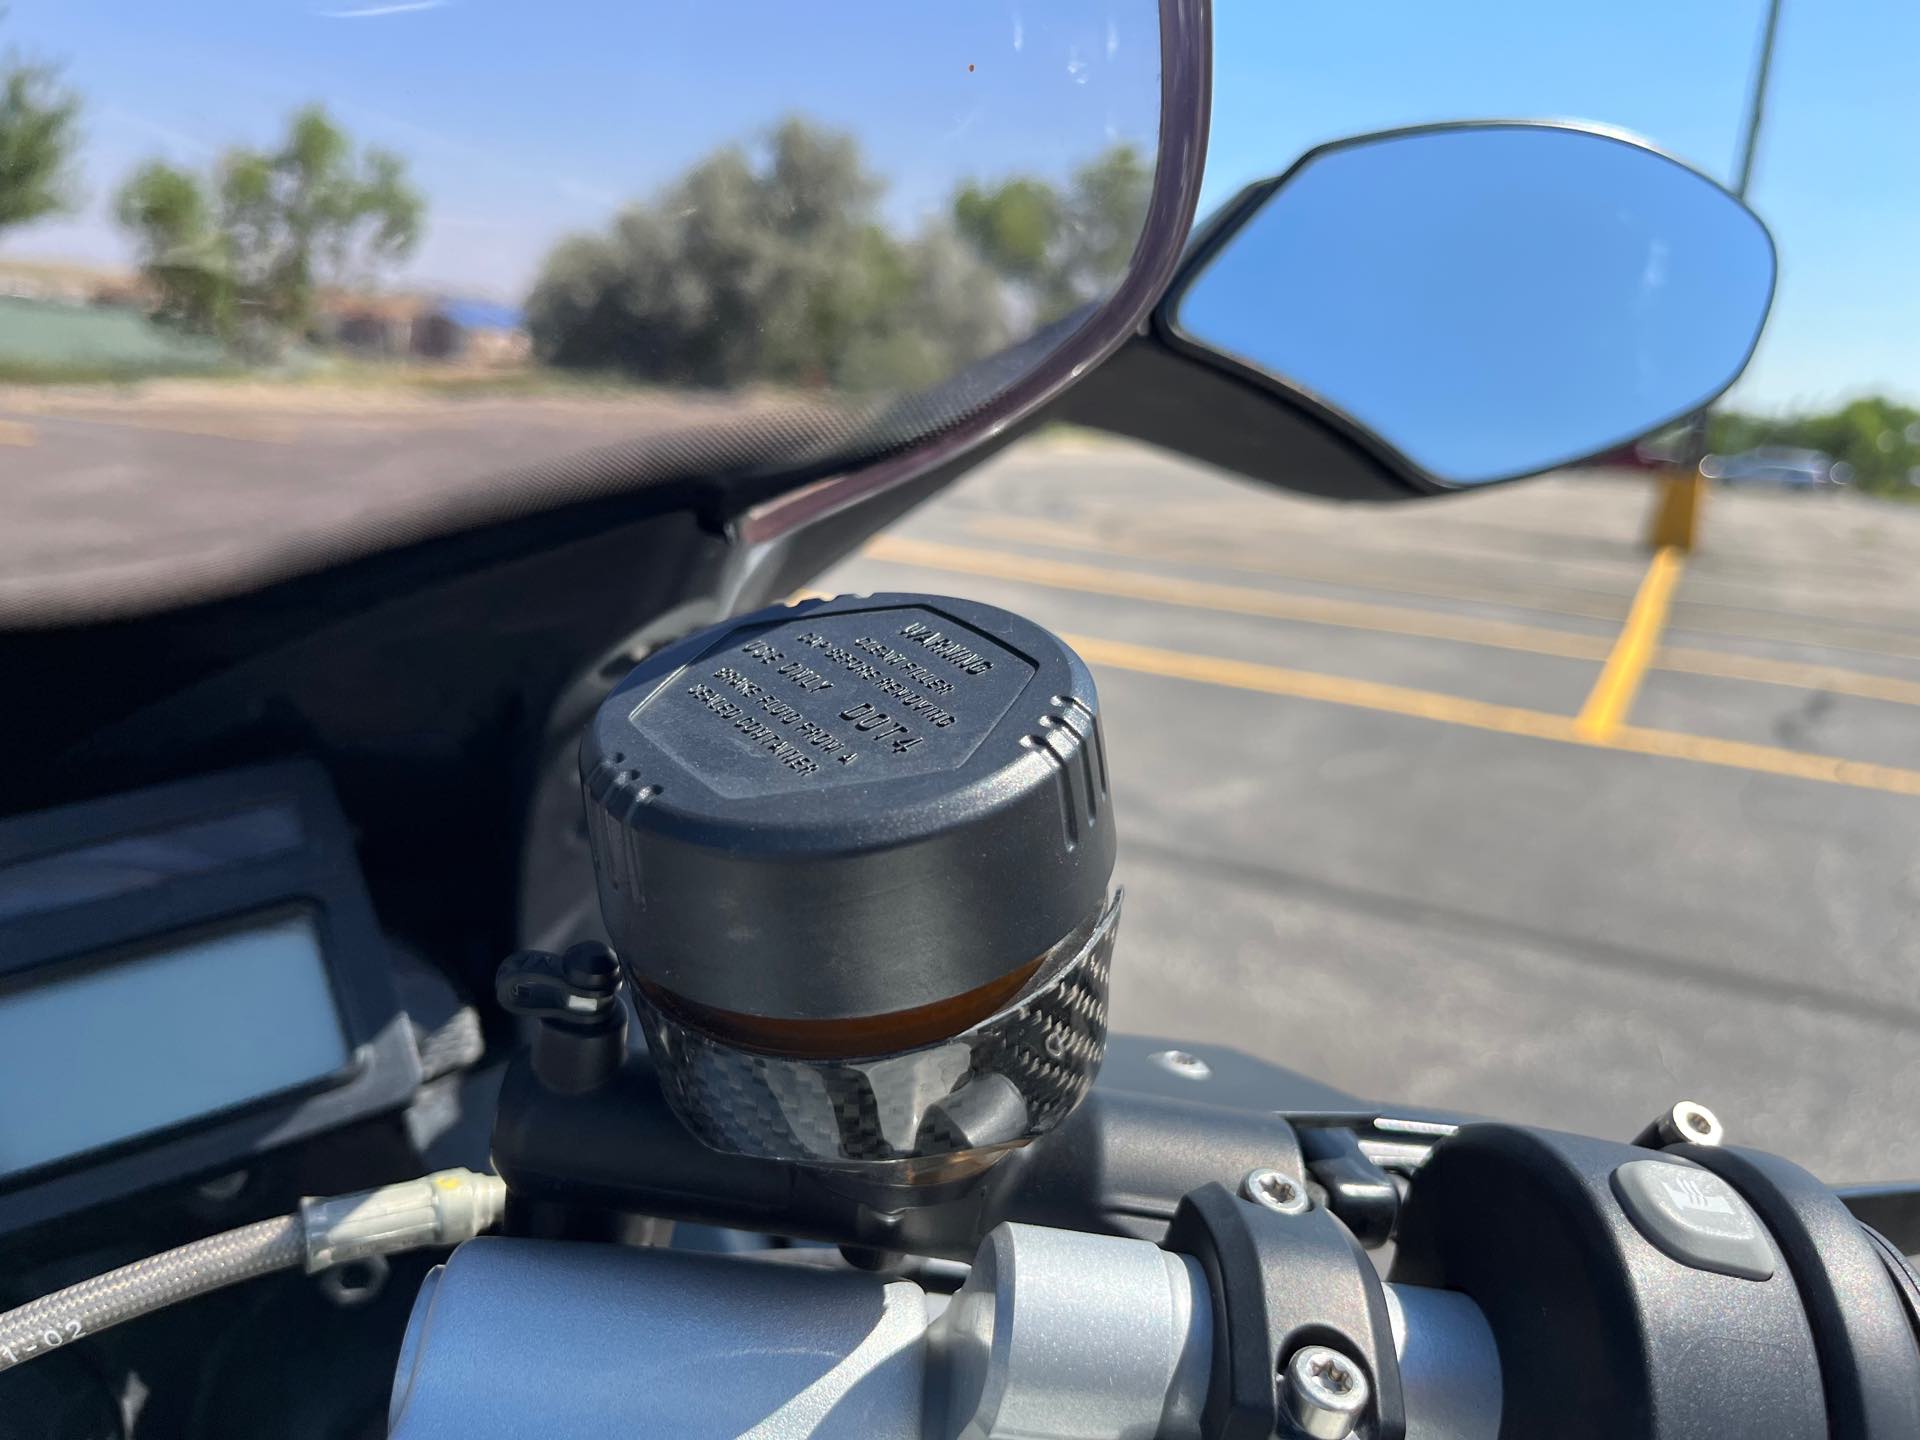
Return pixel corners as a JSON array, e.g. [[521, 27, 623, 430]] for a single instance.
[[0, 420, 35, 447], [866, 534, 1920, 710], [964, 513, 1920, 665], [1576, 547, 1686, 738], [113, 416, 297, 443], [1063, 633, 1920, 799], [1068, 634, 1585, 741], [865, 534, 1615, 662], [1605, 721, 1920, 794], [966, 512, 1635, 623], [25, 412, 296, 444], [1654, 645, 1920, 709]]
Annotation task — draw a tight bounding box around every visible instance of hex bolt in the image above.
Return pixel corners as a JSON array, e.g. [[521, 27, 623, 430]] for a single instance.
[[1633, 1100, 1725, 1150], [1281, 1344, 1371, 1439], [1241, 1167, 1310, 1216], [1149, 1048, 1213, 1082]]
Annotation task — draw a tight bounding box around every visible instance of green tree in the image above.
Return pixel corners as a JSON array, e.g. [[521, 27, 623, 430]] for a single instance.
[[230, 105, 423, 333], [954, 176, 1063, 287], [1058, 143, 1150, 300], [527, 115, 1012, 391], [114, 160, 227, 332], [949, 143, 1153, 321], [0, 26, 81, 234], [116, 105, 423, 345], [835, 224, 1011, 393]]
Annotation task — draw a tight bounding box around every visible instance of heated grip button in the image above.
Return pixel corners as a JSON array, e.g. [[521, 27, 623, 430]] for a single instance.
[[1613, 1159, 1778, 1281]]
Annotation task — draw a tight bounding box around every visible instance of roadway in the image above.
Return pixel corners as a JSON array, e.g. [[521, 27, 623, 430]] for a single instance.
[[822, 437, 1920, 1185], [0, 383, 828, 621]]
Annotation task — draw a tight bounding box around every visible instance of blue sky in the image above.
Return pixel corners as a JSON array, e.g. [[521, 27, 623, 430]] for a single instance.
[[3, 1, 1911, 411], [1203, 2, 1919, 412], [1, 0, 1159, 298]]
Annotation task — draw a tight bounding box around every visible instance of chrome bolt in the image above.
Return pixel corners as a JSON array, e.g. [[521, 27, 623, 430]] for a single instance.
[[1281, 1344, 1370, 1439], [1149, 1048, 1212, 1081], [1672, 1101, 1724, 1144], [1241, 1167, 1310, 1216], [1636, 1100, 1725, 1149]]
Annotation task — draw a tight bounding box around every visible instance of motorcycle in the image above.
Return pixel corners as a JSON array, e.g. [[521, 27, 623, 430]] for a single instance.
[[4, 3, 1912, 1437]]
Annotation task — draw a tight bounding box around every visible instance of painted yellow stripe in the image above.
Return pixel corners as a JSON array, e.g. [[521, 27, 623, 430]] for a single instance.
[[864, 534, 1920, 710], [1605, 721, 1920, 794], [26, 412, 295, 444], [966, 512, 1636, 624], [1576, 547, 1685, 738], [965, 512, 1920, 664], [1061, 632, 1920, 799], [865, 534, 1615, 662], [0, 420, 35, 447], [1067, 634, 1587, 741], [117, 416, 296, 443], [1653, 645, 1920, 709]]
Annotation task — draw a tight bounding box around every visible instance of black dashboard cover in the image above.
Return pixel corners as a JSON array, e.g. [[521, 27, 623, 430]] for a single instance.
[[581, 593, 1115, 1023]]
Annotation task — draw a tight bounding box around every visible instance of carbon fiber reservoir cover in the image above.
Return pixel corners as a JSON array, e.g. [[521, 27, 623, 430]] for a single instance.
[[639, 892, 1119, 1164]]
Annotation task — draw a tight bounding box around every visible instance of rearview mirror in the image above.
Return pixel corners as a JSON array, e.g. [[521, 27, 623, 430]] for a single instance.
[[1163, 123, 1777, 489]]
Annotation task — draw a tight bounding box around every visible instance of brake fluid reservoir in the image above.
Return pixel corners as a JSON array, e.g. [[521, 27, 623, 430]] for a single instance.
[[581, 594, 1117, 1171]]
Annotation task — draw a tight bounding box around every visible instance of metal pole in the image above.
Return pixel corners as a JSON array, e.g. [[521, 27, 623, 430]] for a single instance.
[[1733, 0, 1785, 201], [1652, 0, 1786, 551]]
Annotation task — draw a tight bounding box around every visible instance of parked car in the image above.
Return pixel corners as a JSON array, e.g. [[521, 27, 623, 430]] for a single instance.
[[1702, 445, 1834, 488]]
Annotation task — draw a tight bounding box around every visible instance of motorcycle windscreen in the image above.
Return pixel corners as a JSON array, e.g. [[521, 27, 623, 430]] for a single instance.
[[0, 1, 1165, 621]]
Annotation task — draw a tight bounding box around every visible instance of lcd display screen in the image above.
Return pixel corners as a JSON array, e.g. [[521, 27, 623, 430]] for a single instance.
[[0, 911, 349, 1179]]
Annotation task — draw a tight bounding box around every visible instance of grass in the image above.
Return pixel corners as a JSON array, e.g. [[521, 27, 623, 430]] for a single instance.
[[0, 297, 232, 382], [0, 356, 243, 385], [0, 300, 645, 397]]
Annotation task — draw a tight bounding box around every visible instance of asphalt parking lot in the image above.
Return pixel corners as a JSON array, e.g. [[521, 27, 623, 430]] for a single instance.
[[0, 383, 830, 621], [9, 385, 1919, 1185], [822, 437, 1920, 1185]]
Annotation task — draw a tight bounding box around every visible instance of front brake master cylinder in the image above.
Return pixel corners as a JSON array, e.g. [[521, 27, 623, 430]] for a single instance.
[[579, 593, 1118, 1179]]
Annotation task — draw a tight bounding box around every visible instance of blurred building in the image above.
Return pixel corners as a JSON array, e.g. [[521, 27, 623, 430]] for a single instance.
[[0, 257, 146, 307], [317, 292, 529, 366], [320, 292, 429, 356], [414, 299, 530, 365]]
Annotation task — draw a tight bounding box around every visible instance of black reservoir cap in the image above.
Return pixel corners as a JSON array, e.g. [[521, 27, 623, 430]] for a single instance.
[[582, 593, 1115, 1036]]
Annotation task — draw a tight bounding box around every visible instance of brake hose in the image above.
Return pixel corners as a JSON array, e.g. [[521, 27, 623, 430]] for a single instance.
[[0, 1216, 303, 1372], [0, 1167, 505, 1376]]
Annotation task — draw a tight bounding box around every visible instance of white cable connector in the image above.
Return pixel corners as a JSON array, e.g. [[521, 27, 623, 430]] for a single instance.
[[299, 1167, 508, 1273]]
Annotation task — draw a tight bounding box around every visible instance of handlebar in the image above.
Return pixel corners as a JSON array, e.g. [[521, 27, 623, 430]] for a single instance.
[[388, 1117, 1920, 1440], [463, 1003, 1920, 1440], [385, 1223, 1502, 1440]]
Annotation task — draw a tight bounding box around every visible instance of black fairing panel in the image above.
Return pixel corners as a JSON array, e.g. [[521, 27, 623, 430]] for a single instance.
[[0, 410, 1042, 1005], [0, 495, 730, 1003], [1054, 335, 1423, 502]]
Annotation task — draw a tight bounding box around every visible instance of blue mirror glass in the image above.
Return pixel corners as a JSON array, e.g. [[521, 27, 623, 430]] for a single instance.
[[1171, 124, 1777, 486]]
